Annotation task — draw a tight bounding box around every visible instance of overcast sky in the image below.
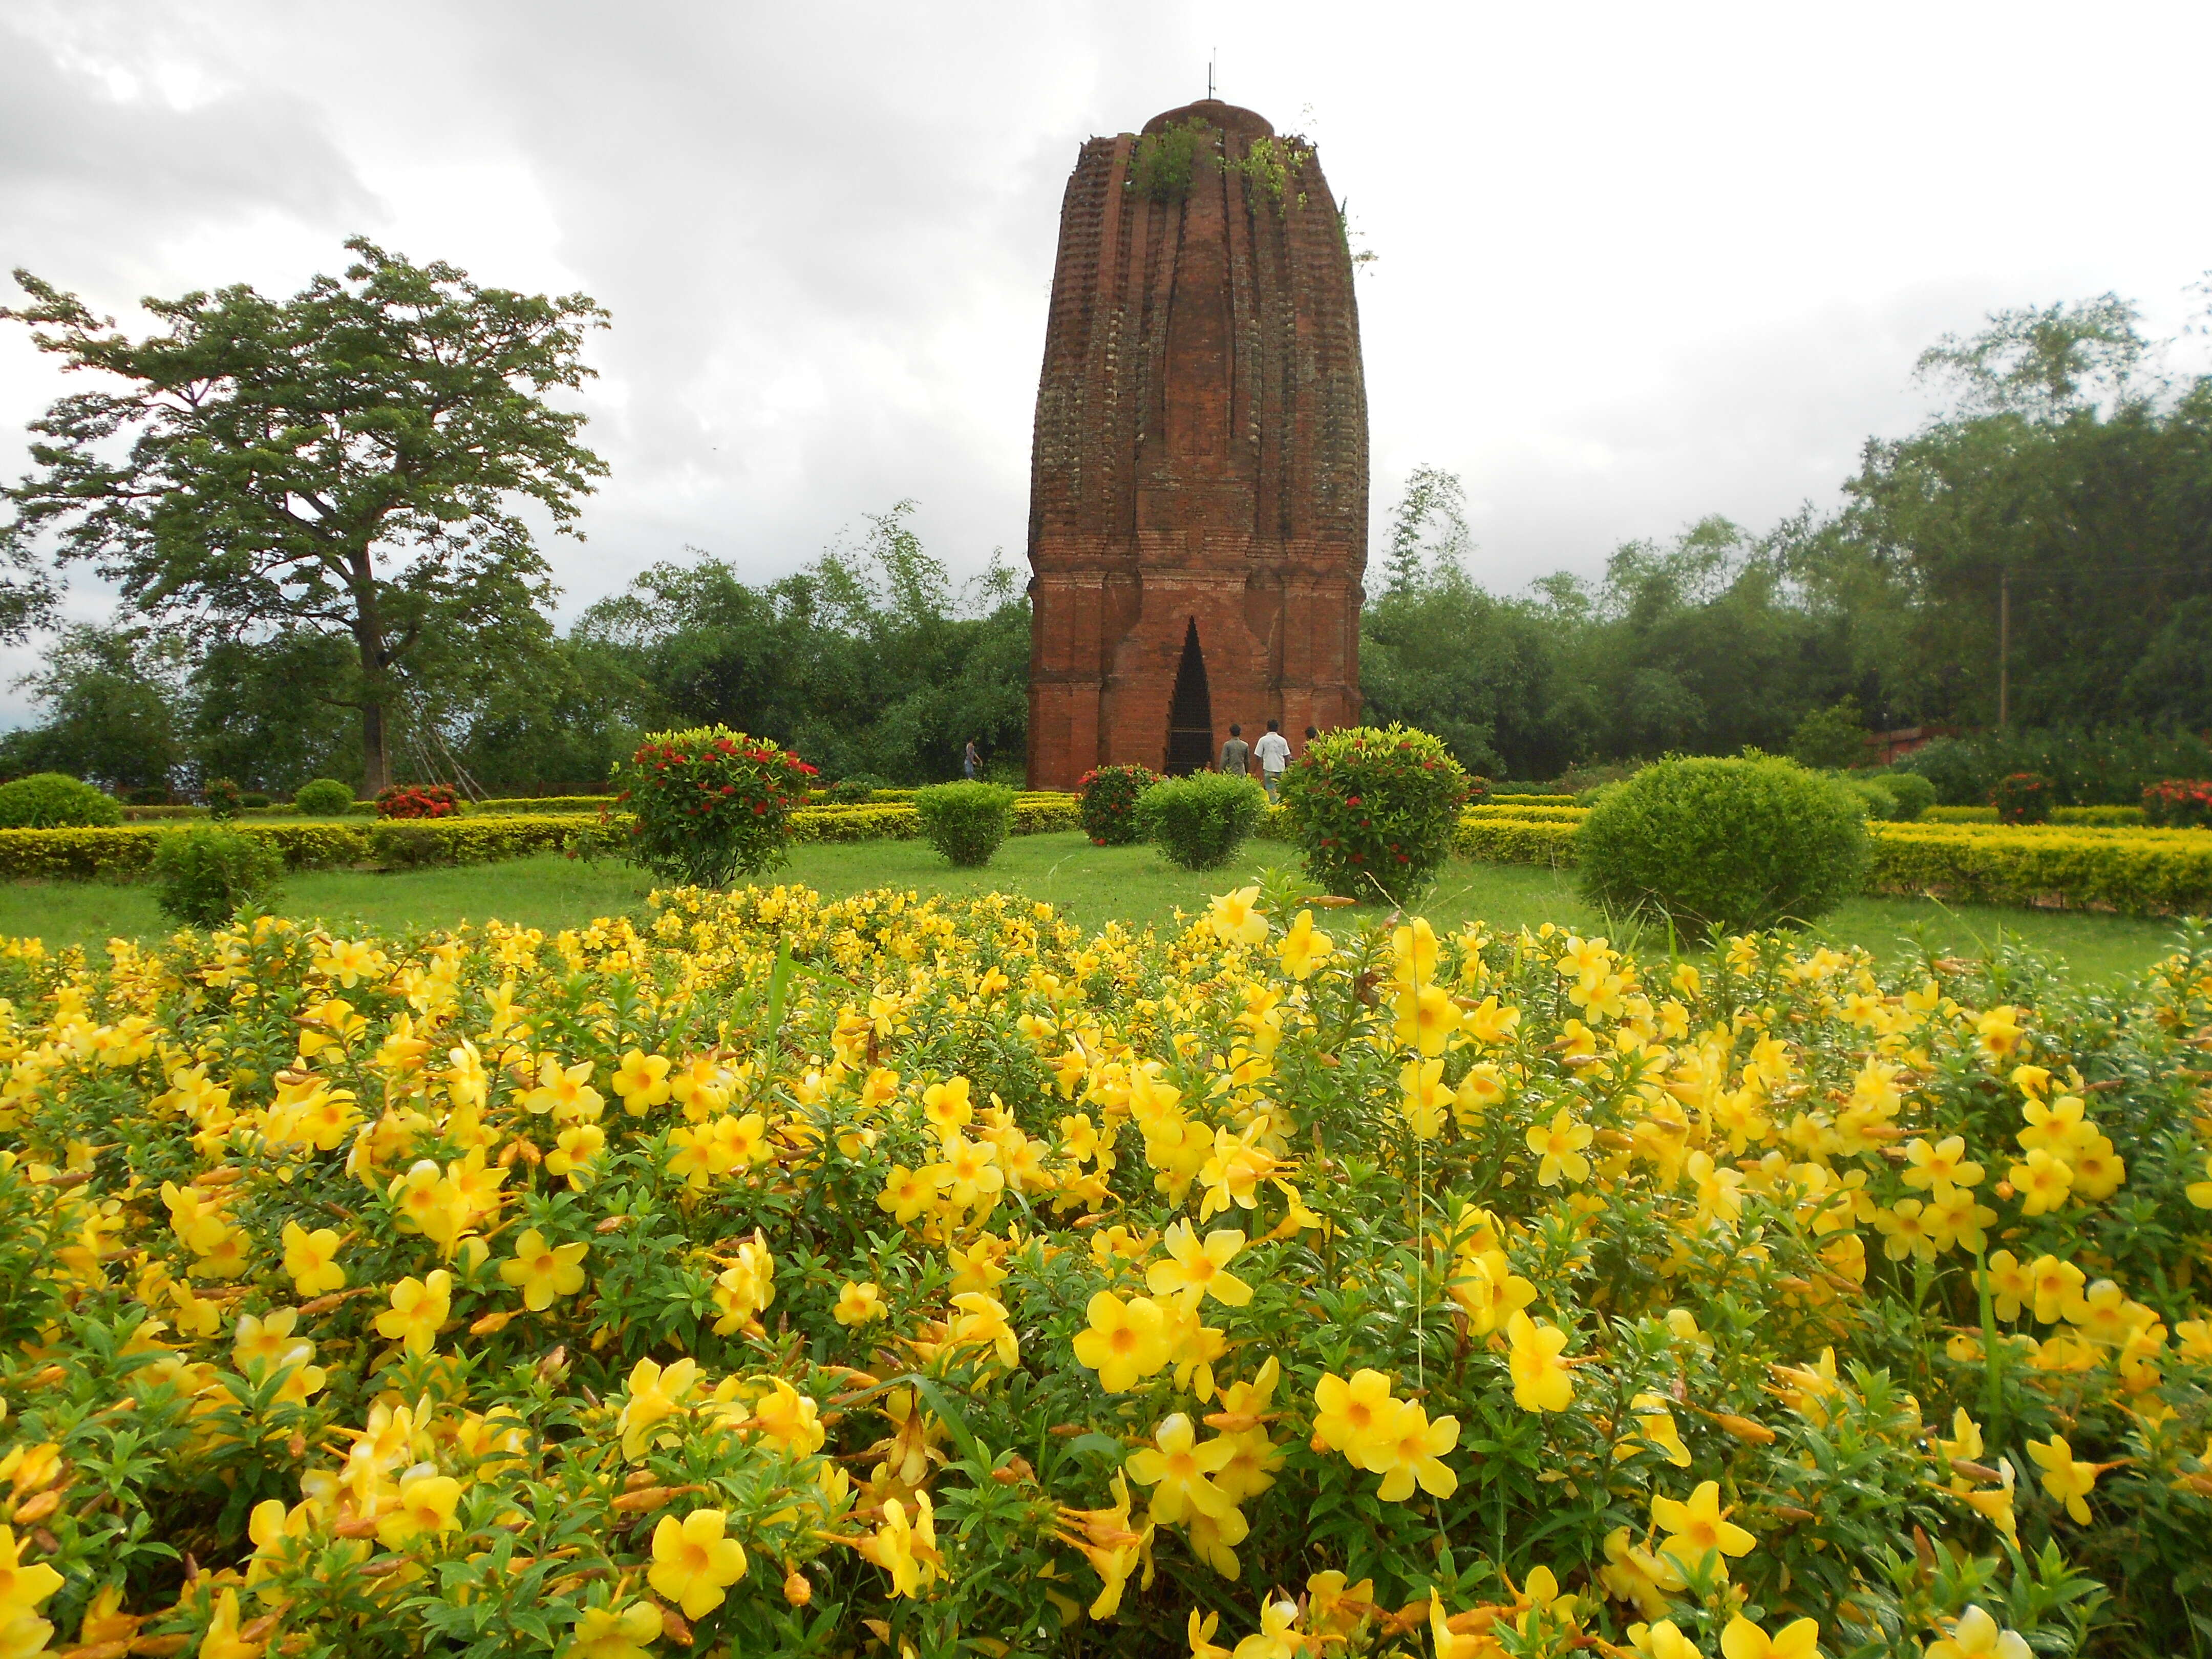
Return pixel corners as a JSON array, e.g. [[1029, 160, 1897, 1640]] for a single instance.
[[4, 0, 2209, 720]]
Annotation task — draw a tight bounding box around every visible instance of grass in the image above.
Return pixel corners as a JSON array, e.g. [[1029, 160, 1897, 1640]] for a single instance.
[[0, 831, 2186, 985]]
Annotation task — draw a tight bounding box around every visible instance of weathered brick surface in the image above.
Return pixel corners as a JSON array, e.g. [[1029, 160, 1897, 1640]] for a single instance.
[[1025, 100, 1368, 788]]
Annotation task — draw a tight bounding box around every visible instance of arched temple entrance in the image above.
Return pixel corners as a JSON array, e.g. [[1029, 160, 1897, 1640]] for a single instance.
[[1164, 620, 1213, 775]]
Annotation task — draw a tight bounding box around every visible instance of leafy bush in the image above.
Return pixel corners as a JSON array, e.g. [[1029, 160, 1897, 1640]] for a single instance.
[[1842, 775, 1901, 820], [0, 771, 122, 828], [613, 727, 818, 887], [376, 782, 460, 819], [1579, 753, 1868, 931], [147, 825, 283, 925], [241, 791, 272, 809], [1878, 768, 1936, 820], [201, 777, 243, 820], [913, 781, 1015, 867], [823, 777, 885, 805], [1463, 774, 1492, 805], [1899, 726, 2212, 805], [1132, 772, 1266, 870], [1279, 724, 1472, 902], [1787, 696, 1869, 769], [1992, 771, 2055, 825], [2142, 778, 2212, 828], [1077, 762, 1162, 845], [125, 785, 169, 806], [293, 778, 356, 816]]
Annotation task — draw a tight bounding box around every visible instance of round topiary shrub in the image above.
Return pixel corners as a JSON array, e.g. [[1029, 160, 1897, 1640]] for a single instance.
[[1842, 776, 1901, 821], [1132, 772, 1267, 871], [1880, 770, 1937, 822], [149, 826, 284, 927], [294, 779, 356, 817], [1077, 762, 1162, 846], [2142, 778, 2212, 828], [1578, 753, 1868, 934], [377, 783, 460, 819], [1991, 772, 2055, 825], [0, 772, 123, 829], [612, 727, 818, 887], [1278, 724, 1472, 904], [913, 781, 1015, 867], [201, 778, 243, 821], [823, 777, 884, 805]]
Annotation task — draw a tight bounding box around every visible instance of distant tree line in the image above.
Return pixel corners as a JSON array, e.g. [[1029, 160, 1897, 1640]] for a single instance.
[[3, 247, 2206, 797]]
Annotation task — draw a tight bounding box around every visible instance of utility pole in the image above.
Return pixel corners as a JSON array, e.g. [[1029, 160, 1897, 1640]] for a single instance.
[[1997, 567, 2010, 730]]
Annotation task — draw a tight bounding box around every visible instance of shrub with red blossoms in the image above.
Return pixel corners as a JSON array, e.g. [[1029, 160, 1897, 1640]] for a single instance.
[[611, 725, 817, 887], [1076, 762, 1162, 846], [1278, 724, 1470, 904], [1991, 771, 2055, 825], [2142, 777, 2212, 829], [376, 783, 460, 820]]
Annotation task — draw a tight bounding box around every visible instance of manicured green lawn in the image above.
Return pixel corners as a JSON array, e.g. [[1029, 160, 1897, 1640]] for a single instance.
[[0, 832, 2186, 985]]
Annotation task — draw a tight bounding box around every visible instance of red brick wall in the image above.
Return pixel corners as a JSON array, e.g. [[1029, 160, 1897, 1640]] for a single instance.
[[1025, 100, 1368, 789]]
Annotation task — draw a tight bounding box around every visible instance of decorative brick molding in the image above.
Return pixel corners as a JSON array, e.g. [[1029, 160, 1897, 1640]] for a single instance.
[[1025, 100, 1368, 788]]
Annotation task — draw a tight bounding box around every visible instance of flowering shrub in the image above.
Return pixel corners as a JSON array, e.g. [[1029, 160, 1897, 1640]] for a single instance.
[[201, 776, 244, 821], [612, 726, 817, 887], [1279, 724, 1472, 902], [2142, 777, 2212, 829], [1077, 762, 1162, 845], [375, 783, 460, 820], [0, 885, 2208, 1657], [1992, 772, 2056, 825]]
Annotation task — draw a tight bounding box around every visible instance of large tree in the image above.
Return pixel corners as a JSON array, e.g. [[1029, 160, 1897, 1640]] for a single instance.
[[1, 238, 608, 793]]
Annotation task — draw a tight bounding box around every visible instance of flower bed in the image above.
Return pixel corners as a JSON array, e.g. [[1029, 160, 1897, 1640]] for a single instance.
[[0, 889, 2206, 1656]]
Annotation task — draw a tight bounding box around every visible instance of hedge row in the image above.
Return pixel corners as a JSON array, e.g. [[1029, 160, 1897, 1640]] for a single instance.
[[0, 818, 585, 881], [1455, 814, 1579, 866], [788, 797, 1083, 842], [1484, 793, 1576, 806], [1922, 803, 2146, 826], [1464, 803, 1587, 823]]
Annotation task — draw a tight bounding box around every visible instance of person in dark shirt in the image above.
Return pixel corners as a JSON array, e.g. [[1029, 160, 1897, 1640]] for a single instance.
[[1219, 725, 1250, 775]]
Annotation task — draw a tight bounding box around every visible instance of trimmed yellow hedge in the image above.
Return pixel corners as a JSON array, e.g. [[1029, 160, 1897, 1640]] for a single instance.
[[788, 797, 1083, 843], [1865, 824, 2212, 914], [1455, 814, 1580, 865], [1923, 804, 2147, 826], [1485, 792, 1576, 805], [1465, 803, 1588, 823]]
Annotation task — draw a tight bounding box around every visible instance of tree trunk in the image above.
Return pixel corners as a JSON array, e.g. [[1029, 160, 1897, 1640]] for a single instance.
[[352, 552, 392, 796], [361, 693, 390, 796]]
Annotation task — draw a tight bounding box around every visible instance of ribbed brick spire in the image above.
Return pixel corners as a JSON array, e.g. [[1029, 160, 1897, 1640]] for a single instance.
[[1025, 99, 1368, 788]]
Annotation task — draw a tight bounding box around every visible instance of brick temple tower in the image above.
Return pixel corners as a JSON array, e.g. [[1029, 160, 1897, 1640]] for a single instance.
[[1024, 98, 1368, 788]]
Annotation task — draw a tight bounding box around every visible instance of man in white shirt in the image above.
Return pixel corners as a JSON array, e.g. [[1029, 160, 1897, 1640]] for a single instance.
[[1252, 719, 1292, 801]]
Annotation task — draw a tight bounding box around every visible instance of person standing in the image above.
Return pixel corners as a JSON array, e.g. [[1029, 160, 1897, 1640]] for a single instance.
[[963, 737, 982, 780], [1253, 718, 1292, 801], [1219, 724, 1249, 776]]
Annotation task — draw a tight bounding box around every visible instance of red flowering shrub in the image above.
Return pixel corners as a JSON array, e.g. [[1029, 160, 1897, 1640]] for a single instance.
[[1278, 724, 1470, 903], [2142, 777, 2212, 828], [612, 725, 817, 887], [1076, 762, 1162, 845], [1991, 771, 2055, 825], [376, 783, 459, 820]]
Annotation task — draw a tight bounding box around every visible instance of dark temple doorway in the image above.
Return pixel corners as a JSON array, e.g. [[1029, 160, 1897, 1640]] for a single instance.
[[1164, 620, 1213, 775]]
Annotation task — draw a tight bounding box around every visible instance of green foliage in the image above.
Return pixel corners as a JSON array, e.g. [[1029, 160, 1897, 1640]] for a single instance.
[[913, 781, 1015, 867], [1878, 769, 1937, 821], [376, 783, 460, 819], [2141, 779, 2212, 828], [0, 623, 182, 790], [1128, 117, 1213, 201], [1868, 822, 2212, 913], [613, 726, 816, 887], [823, 776, 886, 805], [0, 771, 122, 828], [1578, 754, 1869, 932], [1899, 728, 2212, 807], [1077, 762, 1162, 846], [1, 238, 609, 793], [1992, 772, 2056, 825], [293, 778, 355, 816], [1789, 697, 1869, 769], [1131, 772, 1265, 870], [1842, 775, 1901, 820], [1280, 724, 1471, 902], [201, 777, 243, 821], [147, 825, 283, 926]]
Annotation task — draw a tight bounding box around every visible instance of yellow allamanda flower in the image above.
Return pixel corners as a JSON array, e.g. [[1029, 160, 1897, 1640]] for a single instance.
[[618, 1356, 701, 1458], [375, 1470, 462, 1548], [1364, 1399, 1460, 1501], [649, 1508, 749, 1619], [1615, 1392, 1691, 1467], [834, 1281, 885, 1326], [1145, 1220, 1252, 1311], [949, 1291, 1019, 1368], [1126, 1412, 1237, 1524], [1506, 1311, 1574, 1413], [1719, 1614, 1821, 1659], [929, 1133, 1004, 1209], [1074, 1291, 1172, 1392], [373, 1270, 452, 1355], [1651, 1479, 1756, 1580], [1312, 1369, 1397, 1464], [1525, 1109, 1592, 1187], [281, 1221, 346, 1297], [858, 1492, 942, 1598], [0, 1522, 65, 1633], [524, 1057, 604, 1121], [922, 1074, 974, 1136], [1927, 1605, 2033, 1659], [1398, 1058, 1453, 1139], [571, 1602, 662, 1659], [1207, 887, 1269, 948], [2008, 1148, 2075, 1216], [498, 1228, 588, 1311], [1276, 910, 1333, 980], [1902, 1134, 1983, 1190], [1394, 983, 1459, 1057], [877, 1164, 934, 1224], [2027, 1433, 2101, 1524]]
